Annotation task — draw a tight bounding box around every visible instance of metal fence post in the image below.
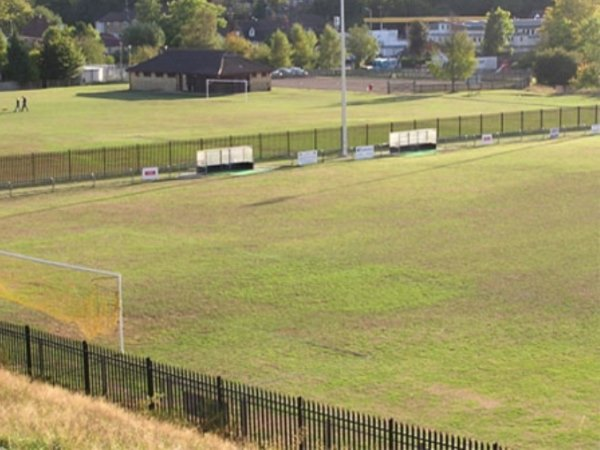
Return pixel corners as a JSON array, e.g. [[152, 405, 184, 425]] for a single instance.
[[559, 108, 563, 129], [313, 129, 317, 150], [501, 113, 504, 134], [168, 141, 173, 168], [436, 118, 440, 138], [480, 114, 483, 135], [540, 109, 544, 130], [68, 150, 72, 181], [103, 148, 107, 177], [25, 325, 32, 377], [458, 116, 462, 138], [82, 341, 91, 395], [258, 133, 263, 161], [31, 153, 35, 182], [595, 104, 599, 123], [297, 396, 305, 450], [388, 418, 395, 450], [146, 357, 155, 410], [216, 376, 224, 428], [365, 123, 369, 145]]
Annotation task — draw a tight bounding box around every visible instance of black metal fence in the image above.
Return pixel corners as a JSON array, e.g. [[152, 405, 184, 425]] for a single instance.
[[1, 105, 598, 191], [0, 322, 506, 450]]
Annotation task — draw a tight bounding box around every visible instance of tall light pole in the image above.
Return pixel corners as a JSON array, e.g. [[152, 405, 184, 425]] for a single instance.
[[340, 0, 348, 157]]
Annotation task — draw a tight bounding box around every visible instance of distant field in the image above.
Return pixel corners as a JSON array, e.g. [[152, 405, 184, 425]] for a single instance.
[[0, 83, 597, 155], [0, 136, 598, 449]]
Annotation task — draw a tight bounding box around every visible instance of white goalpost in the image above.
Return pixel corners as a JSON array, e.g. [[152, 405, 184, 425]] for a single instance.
[[0, 250, 125, 353], [206, 78, 249, 100]]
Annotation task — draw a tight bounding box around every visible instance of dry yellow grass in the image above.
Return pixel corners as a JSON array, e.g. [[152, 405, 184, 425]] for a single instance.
[[0, 369, 243, 450]]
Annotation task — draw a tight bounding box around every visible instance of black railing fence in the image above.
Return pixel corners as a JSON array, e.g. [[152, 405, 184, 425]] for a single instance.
[[1, 105, 598, 191], [0, 322, 506, 450]]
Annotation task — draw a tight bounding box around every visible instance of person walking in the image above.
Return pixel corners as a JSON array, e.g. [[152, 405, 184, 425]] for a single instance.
[[21, 96, 28, 112], [14, 98, 20, 112]]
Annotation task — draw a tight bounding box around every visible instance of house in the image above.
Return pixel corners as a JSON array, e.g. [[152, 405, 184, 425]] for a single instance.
[[238, 13, 325, 42], [369, 16, 542, 57], [95, 10, 134, 38], [127, 49, 272, 94], [19, 16, 51, 45]]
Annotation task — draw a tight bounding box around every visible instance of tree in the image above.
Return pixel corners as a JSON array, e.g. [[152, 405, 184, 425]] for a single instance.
[[540, 0, 596, 51], [0, 0, 32, 35], [224, 32, 252, 59], [347, 24, 378, 68], [289, 23, 318, 69], [429, 31, 477, 92], [482, 7, 515, 56], [136, 0, 162, 24], [32, 6, 63, 26], [249, 42, 271, 65], [408, 21, 428, 57], [317, 24, 340, 70], [74, 22, 107, 64], [130, 45, 159, 65], [39, 26, 84, 82], [269, 29, 292, 68], [0, 31, 7, 72], [3, 34, 34, 83], [122, 22, 165, 48], [533, 48, 578, 86], [162, 0, 226, 48]]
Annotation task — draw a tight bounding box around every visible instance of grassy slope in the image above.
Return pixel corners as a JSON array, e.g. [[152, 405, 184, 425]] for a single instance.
[[0, 136, 598, 449], [0, 368, 241, 450], [0, 83, 597, 155]]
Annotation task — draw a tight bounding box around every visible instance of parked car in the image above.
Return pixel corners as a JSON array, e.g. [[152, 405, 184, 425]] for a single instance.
[[271, 67, 309, 78]]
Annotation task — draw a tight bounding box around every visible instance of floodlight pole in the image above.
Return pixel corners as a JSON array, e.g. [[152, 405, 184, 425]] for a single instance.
[[340, 0, 348, 157]]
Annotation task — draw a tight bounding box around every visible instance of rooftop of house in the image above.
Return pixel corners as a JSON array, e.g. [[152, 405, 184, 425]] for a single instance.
[[127, 49, 272, 76]]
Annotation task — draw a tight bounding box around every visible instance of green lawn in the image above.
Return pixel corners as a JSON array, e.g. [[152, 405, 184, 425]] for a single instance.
[[0, 83, 598, 155], [1, 136, 598, 449]]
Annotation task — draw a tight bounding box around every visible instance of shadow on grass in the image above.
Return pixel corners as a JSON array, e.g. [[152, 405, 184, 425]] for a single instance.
[[325, 94, 438, 108], [76, 90, 197, 102]]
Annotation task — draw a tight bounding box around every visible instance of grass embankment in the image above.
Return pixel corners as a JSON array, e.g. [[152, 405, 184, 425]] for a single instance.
[[0, 83, 597, 155], [0, 368, 241, 450], [0, 136, 598, 449]]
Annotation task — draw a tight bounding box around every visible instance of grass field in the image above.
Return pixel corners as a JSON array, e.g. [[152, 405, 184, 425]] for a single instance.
[[0, 83, 598, 155], [0, 135, 598, 449]]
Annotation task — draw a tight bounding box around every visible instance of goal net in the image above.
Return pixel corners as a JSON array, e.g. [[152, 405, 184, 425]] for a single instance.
[[0, 250, 123, 352], [206, 79, 248, 99]]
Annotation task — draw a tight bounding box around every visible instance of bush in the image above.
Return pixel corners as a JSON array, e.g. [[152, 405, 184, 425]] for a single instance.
[[533, 48, 578, 86]]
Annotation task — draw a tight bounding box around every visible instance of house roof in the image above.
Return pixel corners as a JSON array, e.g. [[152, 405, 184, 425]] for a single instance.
[[101, 32, 121, 48], [20, 16, 51, 39], [127, 50, 272, 76]]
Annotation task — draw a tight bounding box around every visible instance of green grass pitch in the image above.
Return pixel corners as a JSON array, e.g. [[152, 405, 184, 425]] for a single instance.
[[0, 135, 598, 449], [0, 83, 598, 155]]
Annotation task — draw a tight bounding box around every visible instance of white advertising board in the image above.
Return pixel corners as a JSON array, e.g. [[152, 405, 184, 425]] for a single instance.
[[481, 134, 494, 145], [549, 127, 560, 139], [297, 150, 319, 166], [355, 145, 375, 160], [141, 167, 159, 181], [196, 146, 253, 167], [389, 129, 437, 149], [591, 124, 600, 135]]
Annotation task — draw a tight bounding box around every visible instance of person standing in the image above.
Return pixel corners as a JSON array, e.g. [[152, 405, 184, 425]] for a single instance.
[[14, 98, 20, 112], [21, 96, 28, 112]]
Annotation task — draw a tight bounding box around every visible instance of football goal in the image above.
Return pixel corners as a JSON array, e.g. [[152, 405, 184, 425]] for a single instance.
[[206, 79, 249, 100], [0, 250, 124, 353]]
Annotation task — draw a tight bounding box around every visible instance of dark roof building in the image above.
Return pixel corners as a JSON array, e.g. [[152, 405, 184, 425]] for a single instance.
[[20, 16, 52, 44], [127, 50, 273, 95]]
